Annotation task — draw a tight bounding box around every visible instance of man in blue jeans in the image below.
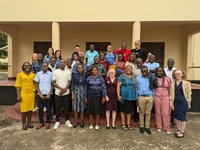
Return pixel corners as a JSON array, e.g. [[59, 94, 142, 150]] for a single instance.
[[34, 62, 53, 130]]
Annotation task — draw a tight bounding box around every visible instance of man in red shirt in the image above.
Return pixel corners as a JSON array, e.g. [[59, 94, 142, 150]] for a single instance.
[[114, 43, 131, 62]]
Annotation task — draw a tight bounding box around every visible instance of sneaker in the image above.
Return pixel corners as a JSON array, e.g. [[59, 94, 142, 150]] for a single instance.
[[89, 125, 93, 130], [53, 122, 60, 130], [166, 131, 171, 135], [32, 107, 39, 112], [43, 107, 47, 112], [157, 129, 162, 133], [65, 120, 73, 128], [95, 125, 100, 130]]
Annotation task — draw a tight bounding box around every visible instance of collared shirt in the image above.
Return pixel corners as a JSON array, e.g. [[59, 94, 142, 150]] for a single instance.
[[48, 64, 57, 72], [34, 71, 52, 95], [52, 69, 71, 96], [114, 49, 131, 62], [133, 67, 142, 77], [136, 75, 153, 96], [144, 62, 160, 75], [72, 62, 88, 74], [32, 62, 43, 74], [85, 50, 99, 66], [164, 67, 177, 81]]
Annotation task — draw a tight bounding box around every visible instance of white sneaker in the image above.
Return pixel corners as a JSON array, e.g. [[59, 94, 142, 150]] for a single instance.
[[32, 107, 39, 112], [43, 107, 47, 112], [95, 125, 100, 130], [65, 120, 73, 128], [54, 122, 60, 130], [89, 125, 93, 130]]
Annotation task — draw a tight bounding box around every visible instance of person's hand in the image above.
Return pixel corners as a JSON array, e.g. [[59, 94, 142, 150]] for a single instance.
[[59, 91, 63, 96], [61, 88, 67, 93], [102, 98, 106, 104], [148, 53, 152, 57], [39, 94, 45, 99], [188, 103, 191, 110], [72, 94, 75, 101], [106, 96, 109, 102], [118, 95, 122, 102], [170, 102, 174, 111], [84, 98, 88, 104], [17, 96, 21, 102], [45, 94, 50, 100]]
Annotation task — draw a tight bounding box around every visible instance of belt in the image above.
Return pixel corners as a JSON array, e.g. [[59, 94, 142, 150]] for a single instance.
[[139, 95, 151, 97]]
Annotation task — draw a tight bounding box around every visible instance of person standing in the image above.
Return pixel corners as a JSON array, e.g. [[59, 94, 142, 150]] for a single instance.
[[133, 58, 142, 77], [72, 53, 87, 74], [32, 53, 44, 74], [15, 62, 36, 130], [71, 64, 87, 128], [144, 55, 160, 76], [44, 47, 54, 64], [52, 60, 73, 129], [71, 45, 81, 61], [105, 65, 118, 129], [105, 45, 116, 65], [71, 52, 79, 69], [34, 63, 53, 130], [164, 58, 177, 81], [131, 40, 151, 63], [54, 50, 62, 68], [154, 67, 171, 134], [114, 52, 125, 76], [125, 53, 137, 69], [85, 44, 99, 66], [117, 65, 137, 131], [170, 69, 192, 138], [84, 66, 106, 130], [65, 58, 73, 74], [100, 52, 110, 72], [136, 66, 154, 135], [30, 53, 38, 65], [114, 43, 131, 62]]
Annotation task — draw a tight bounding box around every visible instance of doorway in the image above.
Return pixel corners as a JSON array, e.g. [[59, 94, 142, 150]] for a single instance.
[[141, 42, 165, 67], [86, 42, 111, 53], [34, 42, 52, 57]]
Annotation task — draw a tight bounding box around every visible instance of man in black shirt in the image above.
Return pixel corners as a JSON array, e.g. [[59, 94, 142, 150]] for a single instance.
[[131, 40, 151, 63]]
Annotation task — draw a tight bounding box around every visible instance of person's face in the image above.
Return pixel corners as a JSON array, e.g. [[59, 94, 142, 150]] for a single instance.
[[134, 41, 141, 49], [94, 57, 99, 64], [107, 46, 112, 52], [38, 54, 43, 61], [90, 45, 95, 51], [168, 59, 174, 68], [50, 58, 56, 67], [66, 59, 72, 67], [60, 60, 66, 69], [42, 63, 48, 72], [23, 63, 31, 73], [73, 54, 79, 61], [118, 54, 123, 61], [75, 47, 80, 53], [175, 70, 183, 80], [129, 54, 135, 62], [136, 60, 142, 68], [56, 51, 61, 58], [92, 68, 98, 76], [48, 48, 53, 55], [125, 66, 132, 75], [121, 44, 127, 50], [156, 68, 163, 77], [32, 54, 38, 61], [149, 55, 155, 63], [77, 64, 83, 73], [141, 68, 148, 77], [100, 53, 105, 60], [109, 70, 116, 78], [79, 56, 84, 63]]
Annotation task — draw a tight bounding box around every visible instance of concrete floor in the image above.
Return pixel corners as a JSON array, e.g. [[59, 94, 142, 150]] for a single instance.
[[0, 106, 200, 150]]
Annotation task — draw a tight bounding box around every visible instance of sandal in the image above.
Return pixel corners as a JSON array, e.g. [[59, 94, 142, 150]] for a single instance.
[[27, 125, 34, 128], [73, 124, 78, 128], [22, 124, 28, 130], [121, 124, 128, 131], [157, 129, 162, 133], [127, 125, 133, 130], [175, 132, 184, 138], [174, 130, 181, 136]]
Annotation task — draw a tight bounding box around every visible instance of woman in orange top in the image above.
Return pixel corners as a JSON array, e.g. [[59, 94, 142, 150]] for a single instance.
[[15, 62, 36, 130]]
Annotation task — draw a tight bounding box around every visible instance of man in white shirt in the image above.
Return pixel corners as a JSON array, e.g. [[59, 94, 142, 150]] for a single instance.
[[52, 59, 73, 129], [164, 58, 177, 81]]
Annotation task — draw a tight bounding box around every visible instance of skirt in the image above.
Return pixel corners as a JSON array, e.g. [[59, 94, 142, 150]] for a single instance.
[[87, 96, 103, 115], [119, 100, 134, 114]]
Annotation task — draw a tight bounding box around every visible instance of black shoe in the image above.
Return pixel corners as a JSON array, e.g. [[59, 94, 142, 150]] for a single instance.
[[145, 128, 152, 135], [172, 120, 176, 126], [80, 123, 84, 128], [134, 117, 139, 123], [106, 126, 110, 129], [140, 127, 145, 134], [73, 124, 78, 128], [112, 126, 116, 130]]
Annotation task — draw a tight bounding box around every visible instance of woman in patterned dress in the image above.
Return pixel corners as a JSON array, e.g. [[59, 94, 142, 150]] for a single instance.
[[71, 63, 87, 128]]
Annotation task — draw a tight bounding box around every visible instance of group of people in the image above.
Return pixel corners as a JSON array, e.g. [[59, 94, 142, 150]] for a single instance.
[[15, 40, 192, 138]]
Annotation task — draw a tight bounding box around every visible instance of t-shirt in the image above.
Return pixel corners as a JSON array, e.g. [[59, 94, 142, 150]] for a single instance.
[[164, 67, 177, 81], [85, 50, 99, 66], [114, 49, 131, 62], [131, 48, 149, 63], [52, 69, 71, 96], [144, 62, 160, 75], [105, 52, 116, 65]]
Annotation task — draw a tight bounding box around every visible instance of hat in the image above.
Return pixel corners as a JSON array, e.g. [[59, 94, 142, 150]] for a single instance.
[[109, 65, 116, 71]]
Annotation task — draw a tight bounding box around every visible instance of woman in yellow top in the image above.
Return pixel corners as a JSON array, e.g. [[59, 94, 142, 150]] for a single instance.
[[15, 62, 36, 130]]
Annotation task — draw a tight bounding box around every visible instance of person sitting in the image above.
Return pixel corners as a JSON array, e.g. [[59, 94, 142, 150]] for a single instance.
[[144, 54, 160, 76]]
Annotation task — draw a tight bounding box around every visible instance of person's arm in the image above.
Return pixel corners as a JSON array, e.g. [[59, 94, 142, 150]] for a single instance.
[[143, 49, 151, 63], [85, 51, 88, 65], [117, 82, 122, 102], [71, 74, 75, 100], [187, 82, 192, 109], [101, 77, 106, 104], [15, 74, 22, 102], [52, 71, 64, 91], [84, 77, 89, 103], [35, 81, 45, 99], [169, 82, 175, 110], [150, 63, 160, 73]]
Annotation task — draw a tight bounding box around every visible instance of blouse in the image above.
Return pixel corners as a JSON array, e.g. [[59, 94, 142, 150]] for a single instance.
[[71, 73, 87, 92]]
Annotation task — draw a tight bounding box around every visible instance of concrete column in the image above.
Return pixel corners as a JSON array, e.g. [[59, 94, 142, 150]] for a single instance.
[[186, 35, 194, 80], [7, 34, 13, 79], [52, 22, 60, 50], [132, 21, 141, 48]]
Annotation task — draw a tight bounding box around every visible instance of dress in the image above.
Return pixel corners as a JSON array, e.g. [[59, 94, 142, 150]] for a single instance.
[[105, 77, 118, 111], [173, 82, 188, 121], [15, 72, 36, 112], [71, 73, 87, 112]]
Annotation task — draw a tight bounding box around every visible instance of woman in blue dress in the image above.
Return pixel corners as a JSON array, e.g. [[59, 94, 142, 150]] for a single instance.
[[71, 63, 87, 128], [117, 65, 137, 131], [54, 50, 62, 68], [44, 47, 54, 64], [170, 69, 192, 138]]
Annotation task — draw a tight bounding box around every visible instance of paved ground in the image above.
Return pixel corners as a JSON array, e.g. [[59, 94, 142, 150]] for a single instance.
[[0, 106, 200, 150], [0, 72, 8, 80]]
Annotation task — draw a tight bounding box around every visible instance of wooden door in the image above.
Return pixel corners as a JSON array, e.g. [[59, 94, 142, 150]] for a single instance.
[[34, 42, 52, 57]]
